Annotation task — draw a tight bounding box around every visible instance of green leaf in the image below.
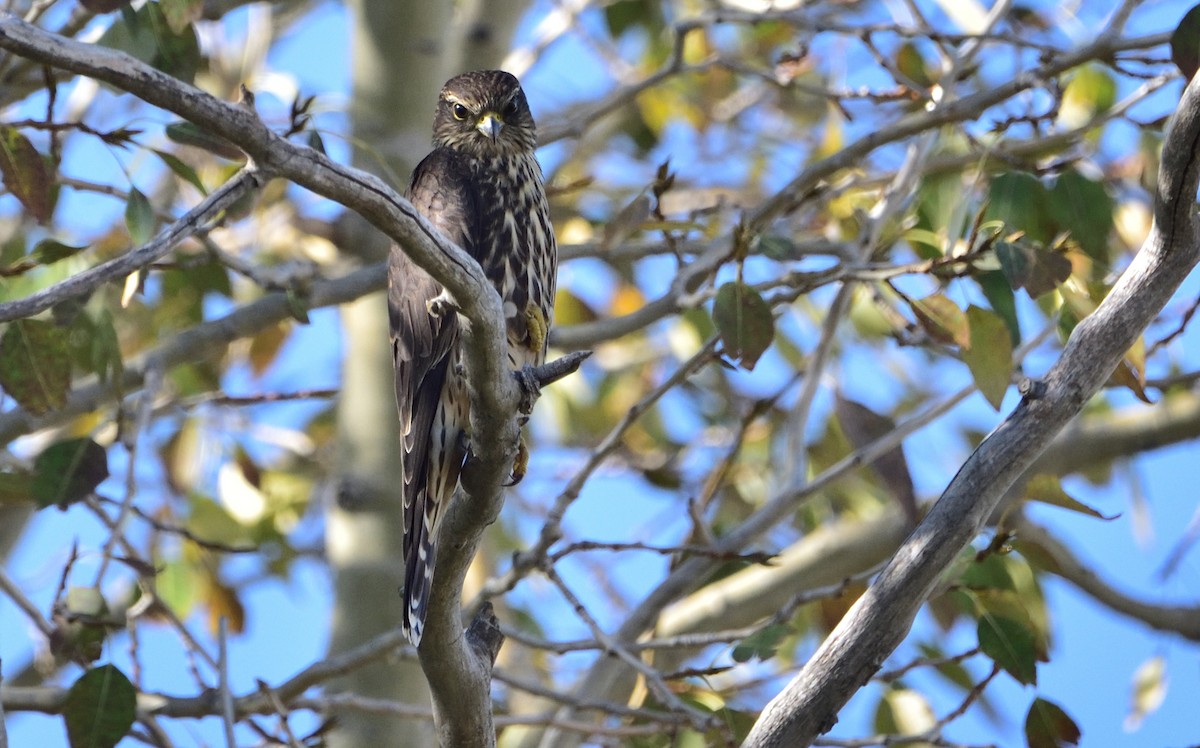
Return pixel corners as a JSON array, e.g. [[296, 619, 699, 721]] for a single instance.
[[306, 129, 327, 156], [915, 170, 967, 258], [1023, 474, 1119, 520], [1025, 697, 1081, 748], [731, 624, 789, 663], [0, 125, 53, 224], [124, 187, 156, 246], [994, 241, 1072, 298], [32, 438, 109, 509], [98, 1, 200, 83], [978, 615, 1038, 685], [757, 234, 799, 261], [961, 553, 1016, 592], [156, 557, 201, 618], [1172, 4, 1200, 78], [963, 306, 1014, 411], [917, 642, 979, 694], [976, 271, 1021, 346], [895, 42, 934, 87], [29, 239, 88, 266], [1048, 170, 1114, 263], [604, 0, 663, 38], [912, 292, 969, 347], [1, 239, 87, 277], [985, 172, 1054, 244], [1058, 65, 1116, 130], [285, 289, 312, 324], [66, 308, 123, 385], [63, 665, 136, 748], [0, 319, 73, 414], [164, 121, 244, 160], [153, 149, 206, 194], [89, 309, 124, 384], [712, 281, 774, 370], [159, 0, 202, 35], [903, 227, 945, 258], [834, 394, 917, 523]]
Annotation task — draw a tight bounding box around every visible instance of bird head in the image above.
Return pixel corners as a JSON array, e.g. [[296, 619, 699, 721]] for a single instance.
[[433, 70, 538, 158]]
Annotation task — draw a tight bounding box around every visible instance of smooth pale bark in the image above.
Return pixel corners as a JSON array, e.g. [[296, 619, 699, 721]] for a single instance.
[[324, 1, 452, 746]]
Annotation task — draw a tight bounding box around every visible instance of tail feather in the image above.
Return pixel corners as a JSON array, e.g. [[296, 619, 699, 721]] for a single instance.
[[402, 505, 436, 646]]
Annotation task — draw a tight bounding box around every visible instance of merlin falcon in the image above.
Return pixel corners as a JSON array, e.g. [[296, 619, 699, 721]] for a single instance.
[[388, 70, 557, 646]]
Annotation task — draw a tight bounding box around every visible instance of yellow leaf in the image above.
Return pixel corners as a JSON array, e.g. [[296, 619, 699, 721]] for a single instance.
[[963, 306, 1013, 410], [1125, 655, 1167, 731], [817, 102, 844, 158], [611, 283, 646, 317]]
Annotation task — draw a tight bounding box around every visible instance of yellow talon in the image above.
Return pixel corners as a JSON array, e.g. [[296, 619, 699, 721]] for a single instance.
[[509, 436, 530, 486], [524, 303, 548, 356]]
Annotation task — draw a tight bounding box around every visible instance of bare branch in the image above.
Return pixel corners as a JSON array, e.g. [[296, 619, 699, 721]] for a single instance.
[[0, 167, 261, 324], [0, 263, 384, 447], [741, 66, 1200, 748]]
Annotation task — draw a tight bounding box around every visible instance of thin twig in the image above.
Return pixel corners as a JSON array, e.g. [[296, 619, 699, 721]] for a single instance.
[[0, 168, 262, 324]]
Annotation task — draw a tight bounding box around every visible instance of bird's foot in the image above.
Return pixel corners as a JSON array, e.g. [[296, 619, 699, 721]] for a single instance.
[[505, 436, 529, 487], [515, 365, 542, 415], [524, 303, 549, 355], [427, 290, 459, 319]]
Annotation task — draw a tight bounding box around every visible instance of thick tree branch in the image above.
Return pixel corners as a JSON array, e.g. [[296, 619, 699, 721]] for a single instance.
[[0, 15, 508, 385], [740, 69, 1200, 748]]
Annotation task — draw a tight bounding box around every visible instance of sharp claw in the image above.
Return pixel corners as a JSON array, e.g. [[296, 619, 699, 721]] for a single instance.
[[506, 437, 529, 487]]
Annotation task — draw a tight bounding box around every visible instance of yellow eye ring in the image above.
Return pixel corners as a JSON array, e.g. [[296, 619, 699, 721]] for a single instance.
[[451, 103, 469, 120]]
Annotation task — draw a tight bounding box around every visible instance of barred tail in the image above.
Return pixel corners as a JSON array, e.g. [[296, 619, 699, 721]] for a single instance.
[[402, 490, 438, 647]]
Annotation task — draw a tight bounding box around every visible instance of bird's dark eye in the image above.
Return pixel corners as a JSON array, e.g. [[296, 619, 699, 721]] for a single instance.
[[451, 103, 469, 120], [503, 99, 519, 117]]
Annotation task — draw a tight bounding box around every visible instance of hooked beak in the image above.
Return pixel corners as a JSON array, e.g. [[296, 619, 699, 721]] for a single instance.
[[476, 113, 504, 141]]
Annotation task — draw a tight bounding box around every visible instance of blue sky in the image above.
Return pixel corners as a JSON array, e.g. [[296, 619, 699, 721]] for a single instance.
[[3, 1, 1200, 746]]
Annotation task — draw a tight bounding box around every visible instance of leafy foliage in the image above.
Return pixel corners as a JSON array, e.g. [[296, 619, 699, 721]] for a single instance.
[[0, 319, 73, 414], [1024, 697, 1081, 748], [32, 438, 109, 508], [0, 1, 1196, 746], [63, 665, 136, 748], [712, 280, 774, 369]]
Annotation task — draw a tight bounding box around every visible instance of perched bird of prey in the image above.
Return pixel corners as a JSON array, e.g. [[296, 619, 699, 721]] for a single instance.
[[389, 70, 557, 646]]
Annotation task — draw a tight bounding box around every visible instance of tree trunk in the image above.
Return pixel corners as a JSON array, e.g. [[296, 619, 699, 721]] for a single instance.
[[324, 2, 452, 746]]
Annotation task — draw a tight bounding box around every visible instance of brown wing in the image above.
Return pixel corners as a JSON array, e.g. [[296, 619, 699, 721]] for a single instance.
[[388, 147, 480, 644]]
